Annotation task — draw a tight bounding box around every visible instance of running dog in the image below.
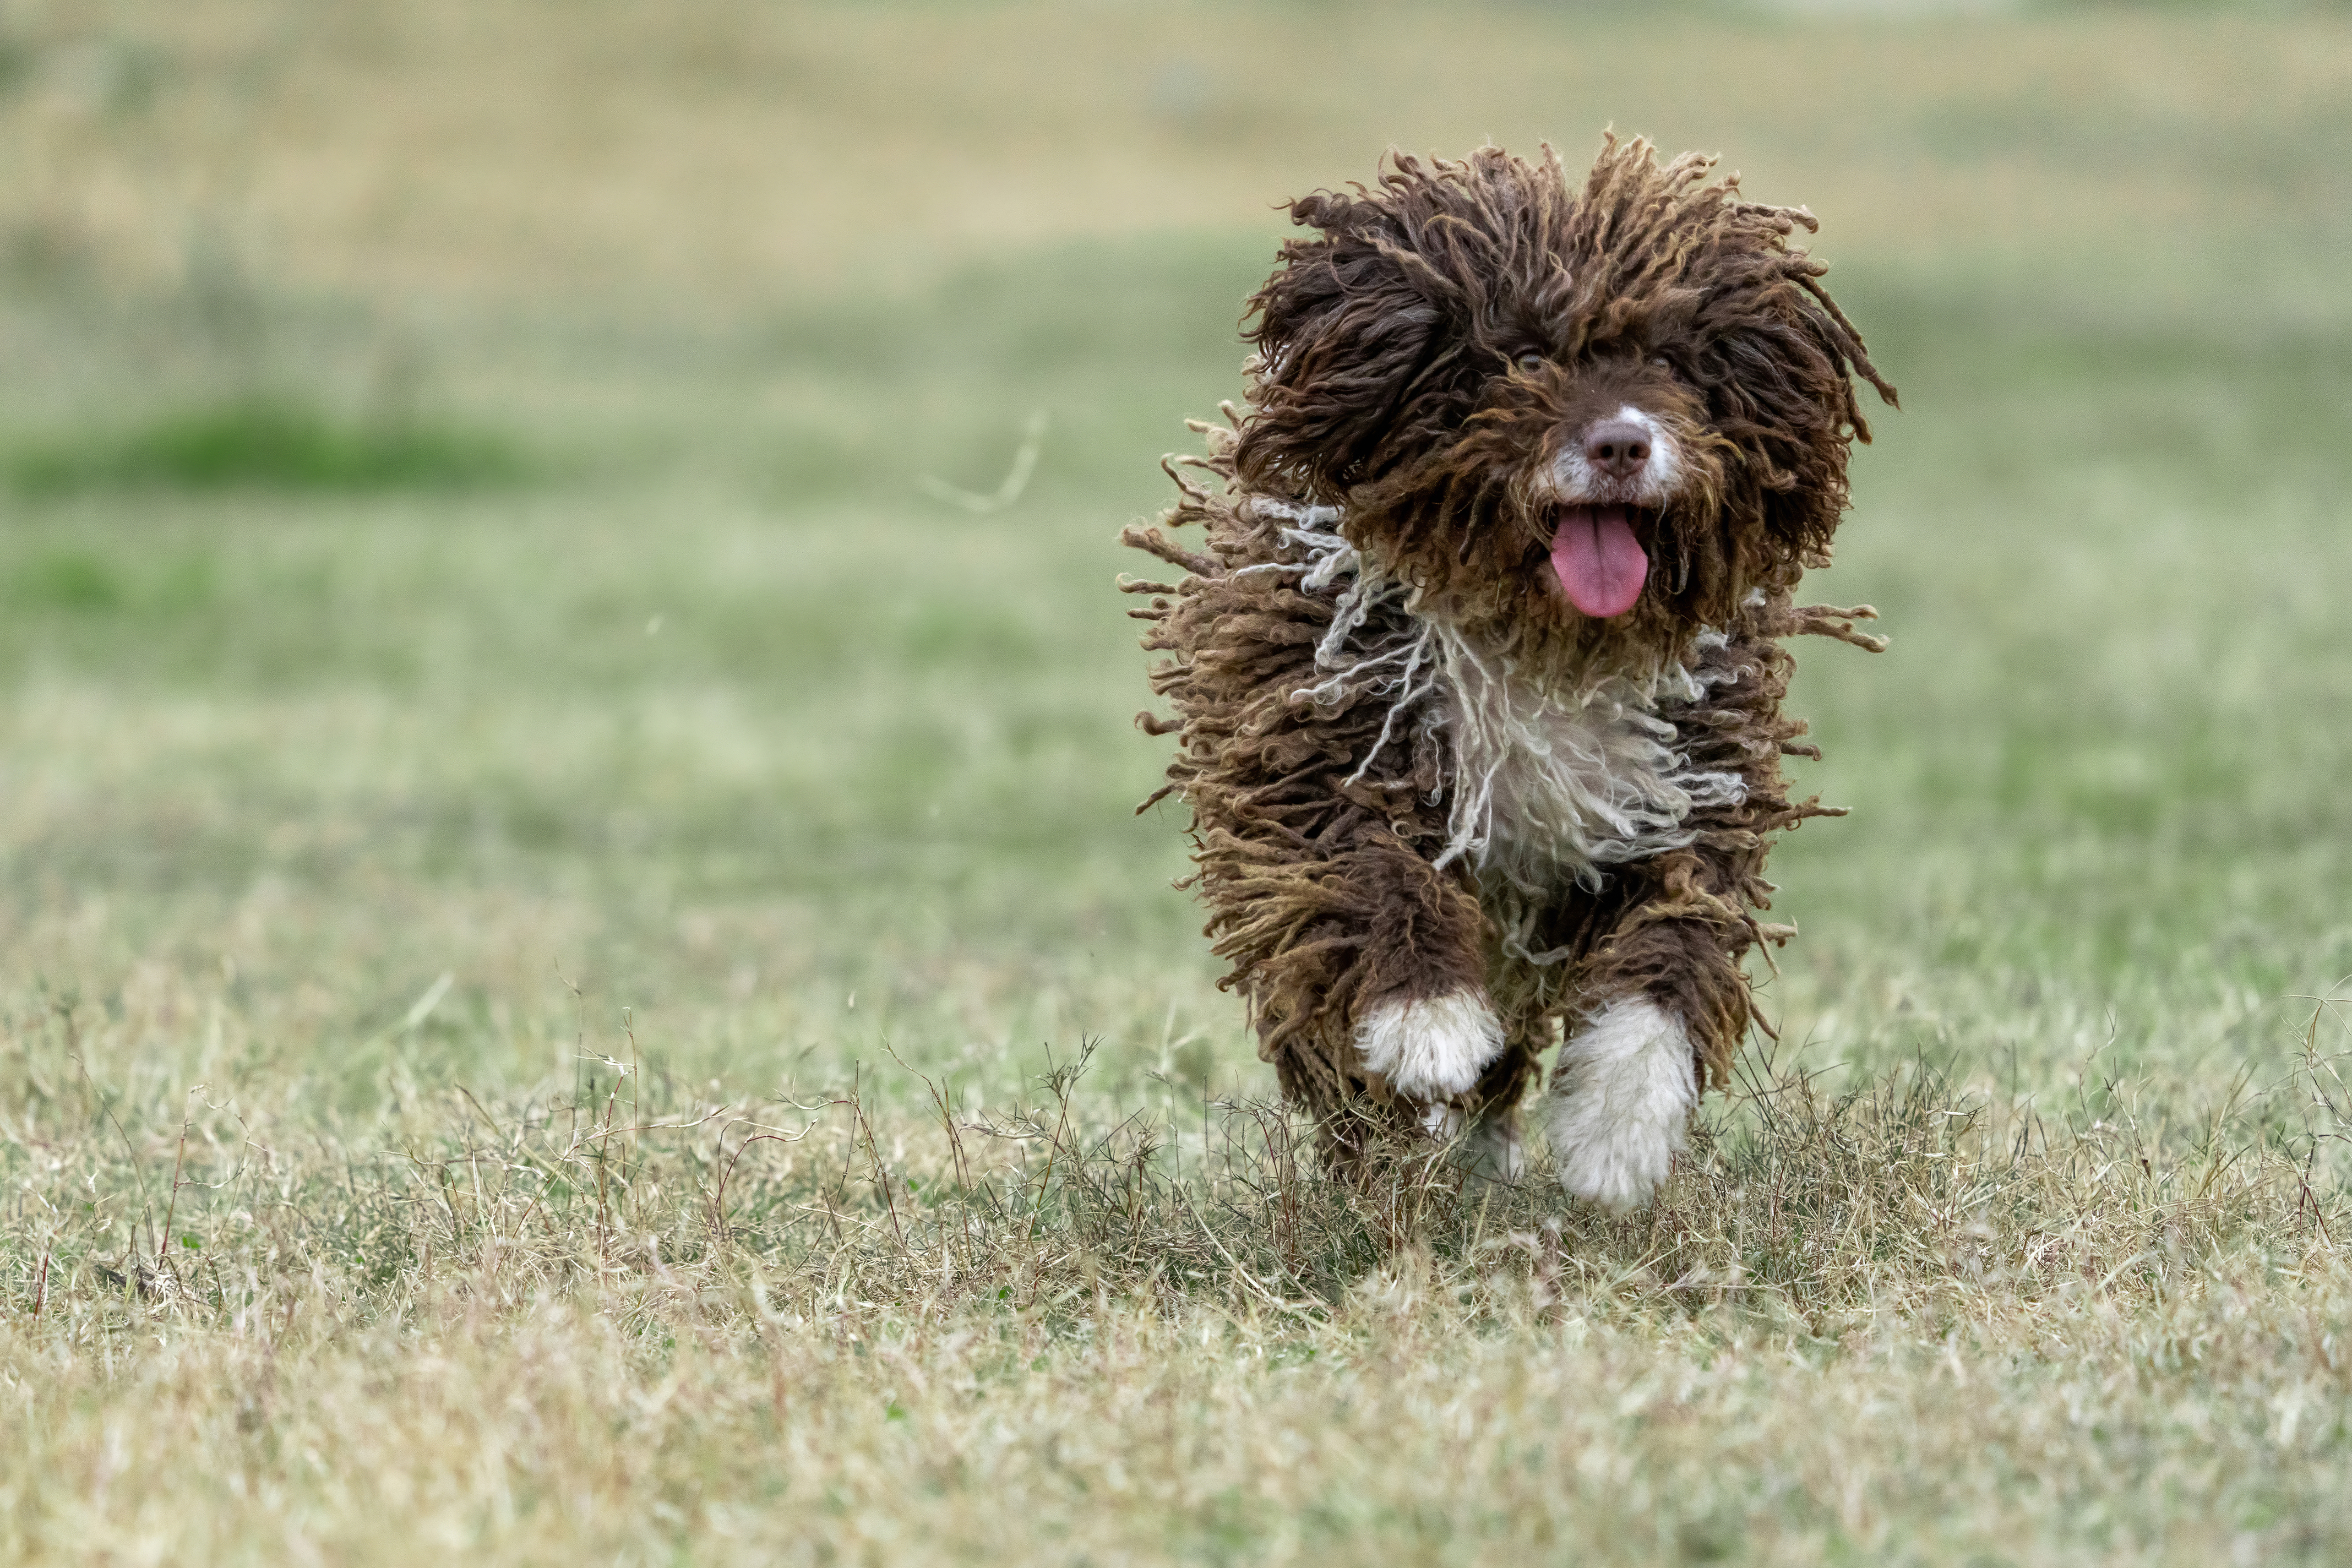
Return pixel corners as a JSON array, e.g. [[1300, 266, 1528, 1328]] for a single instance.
[[1124, 138, 1894, 1208]]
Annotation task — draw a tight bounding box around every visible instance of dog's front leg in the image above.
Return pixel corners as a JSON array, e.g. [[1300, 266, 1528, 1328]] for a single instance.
[[1542, 993, 1699, 1211], [1341, 846, 1506, 1105], [1542, 910, 1746, 1211]]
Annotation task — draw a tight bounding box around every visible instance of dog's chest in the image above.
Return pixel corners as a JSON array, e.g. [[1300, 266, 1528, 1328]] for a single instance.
[[1431, 634, 1742, 893]]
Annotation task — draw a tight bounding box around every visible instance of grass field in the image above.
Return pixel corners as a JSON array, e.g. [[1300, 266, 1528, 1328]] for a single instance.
[[3, 2, 2351, 1562]]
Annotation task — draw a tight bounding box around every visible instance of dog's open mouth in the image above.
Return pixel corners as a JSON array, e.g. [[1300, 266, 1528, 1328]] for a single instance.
[[1547, 504, 1652, 619]]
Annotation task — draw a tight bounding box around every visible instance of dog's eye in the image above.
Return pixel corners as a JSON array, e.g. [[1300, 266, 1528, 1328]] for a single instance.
[[1515, 352, 1545, 375]]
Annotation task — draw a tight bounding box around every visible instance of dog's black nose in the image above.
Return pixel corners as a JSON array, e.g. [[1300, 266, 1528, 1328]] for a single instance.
[[1583, 419, 1652, 481]]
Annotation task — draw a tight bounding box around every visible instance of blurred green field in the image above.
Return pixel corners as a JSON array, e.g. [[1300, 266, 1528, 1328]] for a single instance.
[[3, 2, 2351, 1564]]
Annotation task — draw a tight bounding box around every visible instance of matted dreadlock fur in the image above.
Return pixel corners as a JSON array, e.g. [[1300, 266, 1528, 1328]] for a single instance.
[[1123, 138, 1897, 1200]]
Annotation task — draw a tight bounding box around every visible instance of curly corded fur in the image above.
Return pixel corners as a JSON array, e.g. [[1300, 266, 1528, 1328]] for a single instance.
[[1123, 138, 1896, 1199]]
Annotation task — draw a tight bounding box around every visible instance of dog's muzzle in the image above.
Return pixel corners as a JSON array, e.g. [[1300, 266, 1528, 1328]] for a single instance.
[[1541, 408, 1684, 619]]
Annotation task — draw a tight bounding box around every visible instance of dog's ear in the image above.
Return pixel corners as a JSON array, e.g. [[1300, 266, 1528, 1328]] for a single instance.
[[1233, 162, 1473, 502], [1685, 247, 1898, 582], [1663, 202, 1898, 576]]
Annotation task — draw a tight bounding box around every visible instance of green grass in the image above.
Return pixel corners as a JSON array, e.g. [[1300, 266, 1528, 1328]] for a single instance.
[[2, 2, 2351, 1563], [6, 396, 529, 495]]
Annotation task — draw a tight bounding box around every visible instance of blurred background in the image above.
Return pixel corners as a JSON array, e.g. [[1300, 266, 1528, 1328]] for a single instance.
[[1, 0, 2346, 1119]]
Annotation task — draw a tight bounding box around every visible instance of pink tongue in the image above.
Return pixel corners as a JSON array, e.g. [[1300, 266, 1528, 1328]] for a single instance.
[[1549, 505, 1648, 619]]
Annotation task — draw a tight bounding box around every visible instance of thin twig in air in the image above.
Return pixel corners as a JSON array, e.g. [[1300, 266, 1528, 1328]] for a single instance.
[[917, 410, 1048, 513]]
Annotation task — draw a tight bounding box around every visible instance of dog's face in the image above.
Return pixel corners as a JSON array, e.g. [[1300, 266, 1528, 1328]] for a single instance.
[[1234, 139, 1895, 667]]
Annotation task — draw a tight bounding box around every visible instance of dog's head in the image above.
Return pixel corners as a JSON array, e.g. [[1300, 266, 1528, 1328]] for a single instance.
[[1234, 138, 1896, 668]]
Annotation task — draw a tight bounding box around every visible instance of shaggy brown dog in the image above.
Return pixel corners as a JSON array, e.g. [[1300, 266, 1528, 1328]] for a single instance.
[[1124, 138, 1895, 1207]]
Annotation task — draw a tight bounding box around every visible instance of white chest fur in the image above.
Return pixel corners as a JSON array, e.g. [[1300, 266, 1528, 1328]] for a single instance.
[[1428, 622, 1744, 897]]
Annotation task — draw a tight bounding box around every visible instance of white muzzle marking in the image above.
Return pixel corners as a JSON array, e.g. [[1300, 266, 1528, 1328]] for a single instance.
[[1547, 405, 1684, 507]]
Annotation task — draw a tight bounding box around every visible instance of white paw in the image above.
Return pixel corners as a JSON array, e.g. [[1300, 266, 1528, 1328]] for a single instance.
[[1543, 997, 1697, 1212], [1356, 990, 1505, 1102]]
